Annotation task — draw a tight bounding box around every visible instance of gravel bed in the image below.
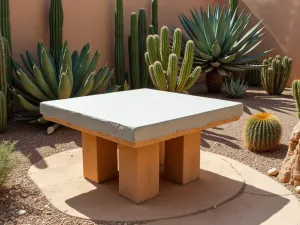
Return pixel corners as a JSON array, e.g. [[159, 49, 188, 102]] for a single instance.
[[0, 86, 299, 225]]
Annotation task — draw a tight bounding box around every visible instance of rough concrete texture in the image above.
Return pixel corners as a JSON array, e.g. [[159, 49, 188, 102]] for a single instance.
[[28, 148, 300, 224], [40, 89, 243, 142]]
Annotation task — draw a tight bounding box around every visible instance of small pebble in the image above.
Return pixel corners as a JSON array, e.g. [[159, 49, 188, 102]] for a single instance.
[[296, 186, 300, 194], [17, 210, 27, 215], [268, 168, 279, 176]]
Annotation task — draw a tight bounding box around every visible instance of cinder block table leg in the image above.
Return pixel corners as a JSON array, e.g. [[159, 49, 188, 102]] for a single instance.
[[159, 142, 165, 165], [119, 143, 159, 204], [82, 132, 118, 183], [164, 131, 201, 185]]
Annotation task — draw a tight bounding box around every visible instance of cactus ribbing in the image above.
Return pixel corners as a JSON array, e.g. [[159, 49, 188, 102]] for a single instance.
[[114, 0, 125, 88], [49, 0, 64, 69], [152, 0, 158, 34], [129, 13, 140, 89], [146, 26, 202, 93], [261, 55, 292, 95], [0, 0, 11, 52], [138, 9, 149, 88], [292, 80, 300, 118], [243, 112, 282, 152], [0, 34, 7, 132]]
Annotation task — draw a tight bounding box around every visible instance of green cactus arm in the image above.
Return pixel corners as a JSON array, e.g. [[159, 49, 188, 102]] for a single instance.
[[16, 68, 49, 101], [153, 61, 167, 91], [153, 35, 161, 62], [149, 64, 159, 89], [167, 54, 178, 92], [274, 59, 281, 91], [15, 94, 39, 112], [160, 26, 170, 71], [138, 8, 149, 88], [0, 36, 7, 96], [40, 49, 58, 94], [145, 52, 151, 67], [292, 80, 300, 118], [58, 73, 72, 99], [32, 65, 56, 99], [152, 0, 158, 34], [129, 12, 140, 89], [146, 35, 159, 64], [172, 28, 182, 58], [277, 57, 292, 94], [182, 66, 202, 92], [149, 25, 155, 35], [176, 40, 194, 92], [75, 72, 95, 97]]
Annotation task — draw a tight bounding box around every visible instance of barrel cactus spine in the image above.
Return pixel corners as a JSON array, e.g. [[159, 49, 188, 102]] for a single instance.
[[146, 26, 202, 93], [129, 13, 140, 89], [114, 0, 125, 88], [49, 0, 64, 69], [243, 112, 282, 152], [292, 80, 300, 118], [261, 56, 292, 95]]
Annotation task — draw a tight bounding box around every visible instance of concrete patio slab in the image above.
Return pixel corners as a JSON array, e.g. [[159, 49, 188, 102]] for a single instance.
[[28, 148, 244, 221], [28, 149, 300, 224]]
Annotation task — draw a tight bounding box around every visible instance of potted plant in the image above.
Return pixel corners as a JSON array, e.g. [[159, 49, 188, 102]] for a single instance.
[[178, 4, 271, 93]]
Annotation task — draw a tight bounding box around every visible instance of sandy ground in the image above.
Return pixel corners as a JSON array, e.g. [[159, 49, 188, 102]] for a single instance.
[[0, 86, 299, 225]]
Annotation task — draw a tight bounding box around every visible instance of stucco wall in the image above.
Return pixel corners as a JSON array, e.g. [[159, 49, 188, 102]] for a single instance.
[[10, 0, 214, 72], [218, 0, 300, 85]]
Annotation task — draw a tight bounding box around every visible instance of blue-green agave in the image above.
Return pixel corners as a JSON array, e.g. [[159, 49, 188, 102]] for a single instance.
[[11, 41, 119, 130], [178, 4, 271, 75]]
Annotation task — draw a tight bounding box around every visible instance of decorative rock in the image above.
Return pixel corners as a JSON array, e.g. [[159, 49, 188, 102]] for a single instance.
[[268, 168, 279, 176], [17, 210, 26, 215], [296, 186, 300, 194]]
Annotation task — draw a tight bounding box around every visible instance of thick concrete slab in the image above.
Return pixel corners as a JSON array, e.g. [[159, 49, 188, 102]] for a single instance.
[[28, 148, 244, 221], [40, 89, 243, 142]]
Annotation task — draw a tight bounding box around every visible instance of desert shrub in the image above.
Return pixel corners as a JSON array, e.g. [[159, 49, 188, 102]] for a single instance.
[[0, 141, 16, 187]]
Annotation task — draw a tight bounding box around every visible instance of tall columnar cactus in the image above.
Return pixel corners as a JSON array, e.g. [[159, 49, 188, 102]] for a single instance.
[[49, 0, 64, 69], [0, 35, 7, 132], [261, 56, 292, 95], [129, 13, 140, 89], [145, 26, 202, 93], [114, 0, 125, 88], [138, 9, 149, 88], [243, 112, 282, 152], [0, 0, 12, 87], [243, 61, 262, 86], [152, 0, 158, 34], [292, 80, 300, 118]]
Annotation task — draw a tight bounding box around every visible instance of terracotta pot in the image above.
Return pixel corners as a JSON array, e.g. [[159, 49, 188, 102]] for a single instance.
[[206, 69, 224, 93]]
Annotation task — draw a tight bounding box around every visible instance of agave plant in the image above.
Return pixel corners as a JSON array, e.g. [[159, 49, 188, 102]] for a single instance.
[[11, 41, 119, 133], [178, 4, 271, 92], [224, 77, 248, 98]]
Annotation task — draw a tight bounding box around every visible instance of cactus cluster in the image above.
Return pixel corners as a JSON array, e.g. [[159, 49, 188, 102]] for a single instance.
[[115, 0, 158, 89], [243, 112, 282, 152], [0, 34, 7, 132], [49, 0, 64, 69], [145, 26, 202, 93], [261, 56, 292, 95], [243, 61, 262, 86], [11, 41, 118, 125], [292, 80, 300, 118]]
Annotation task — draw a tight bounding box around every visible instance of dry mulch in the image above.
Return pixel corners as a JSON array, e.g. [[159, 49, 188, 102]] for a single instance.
[[0, 86, 299, 225]]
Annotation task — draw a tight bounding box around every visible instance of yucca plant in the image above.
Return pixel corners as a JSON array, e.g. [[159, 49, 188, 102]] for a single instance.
[[11, 41, 119, 134], [178, 4, 271, 93], [224, 77, 248, 98]]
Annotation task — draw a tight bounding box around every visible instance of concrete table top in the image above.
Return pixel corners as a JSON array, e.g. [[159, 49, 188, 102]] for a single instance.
[[40, 89, 243, 143]]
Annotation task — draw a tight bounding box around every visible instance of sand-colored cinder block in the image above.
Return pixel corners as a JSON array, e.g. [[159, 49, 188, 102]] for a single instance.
[[164, 131, 201, 184], [82, 132, 118, 183]]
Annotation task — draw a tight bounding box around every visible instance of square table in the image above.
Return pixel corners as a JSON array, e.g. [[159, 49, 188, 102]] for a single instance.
[[40, 89, 243, 204]]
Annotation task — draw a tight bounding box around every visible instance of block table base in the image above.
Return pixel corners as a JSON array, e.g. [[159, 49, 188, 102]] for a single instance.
[[119, 143, 160, 204], [164, 131, 201, 185], [82, 132, 118, 183]]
